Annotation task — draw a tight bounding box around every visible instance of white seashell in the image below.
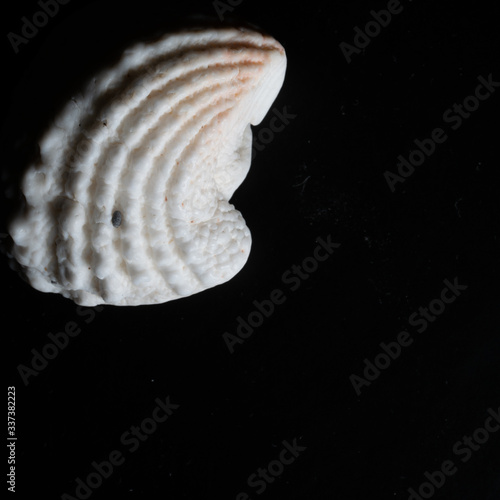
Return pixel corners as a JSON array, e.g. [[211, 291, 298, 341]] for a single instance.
[[9, 27, 287, 306]]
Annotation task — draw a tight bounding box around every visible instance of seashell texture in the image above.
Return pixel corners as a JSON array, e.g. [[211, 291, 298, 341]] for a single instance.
[[9, 27, 287, 306]]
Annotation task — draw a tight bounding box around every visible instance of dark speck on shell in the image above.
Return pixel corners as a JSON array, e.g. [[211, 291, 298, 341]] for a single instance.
[[112, 211, 122, 227]]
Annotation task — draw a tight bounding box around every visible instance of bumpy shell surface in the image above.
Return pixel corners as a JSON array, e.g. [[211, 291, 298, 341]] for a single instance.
[[9, 27, 287, 306]]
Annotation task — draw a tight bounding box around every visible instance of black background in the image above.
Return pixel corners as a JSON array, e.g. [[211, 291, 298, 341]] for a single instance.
[[2, 0, 499, 499]]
